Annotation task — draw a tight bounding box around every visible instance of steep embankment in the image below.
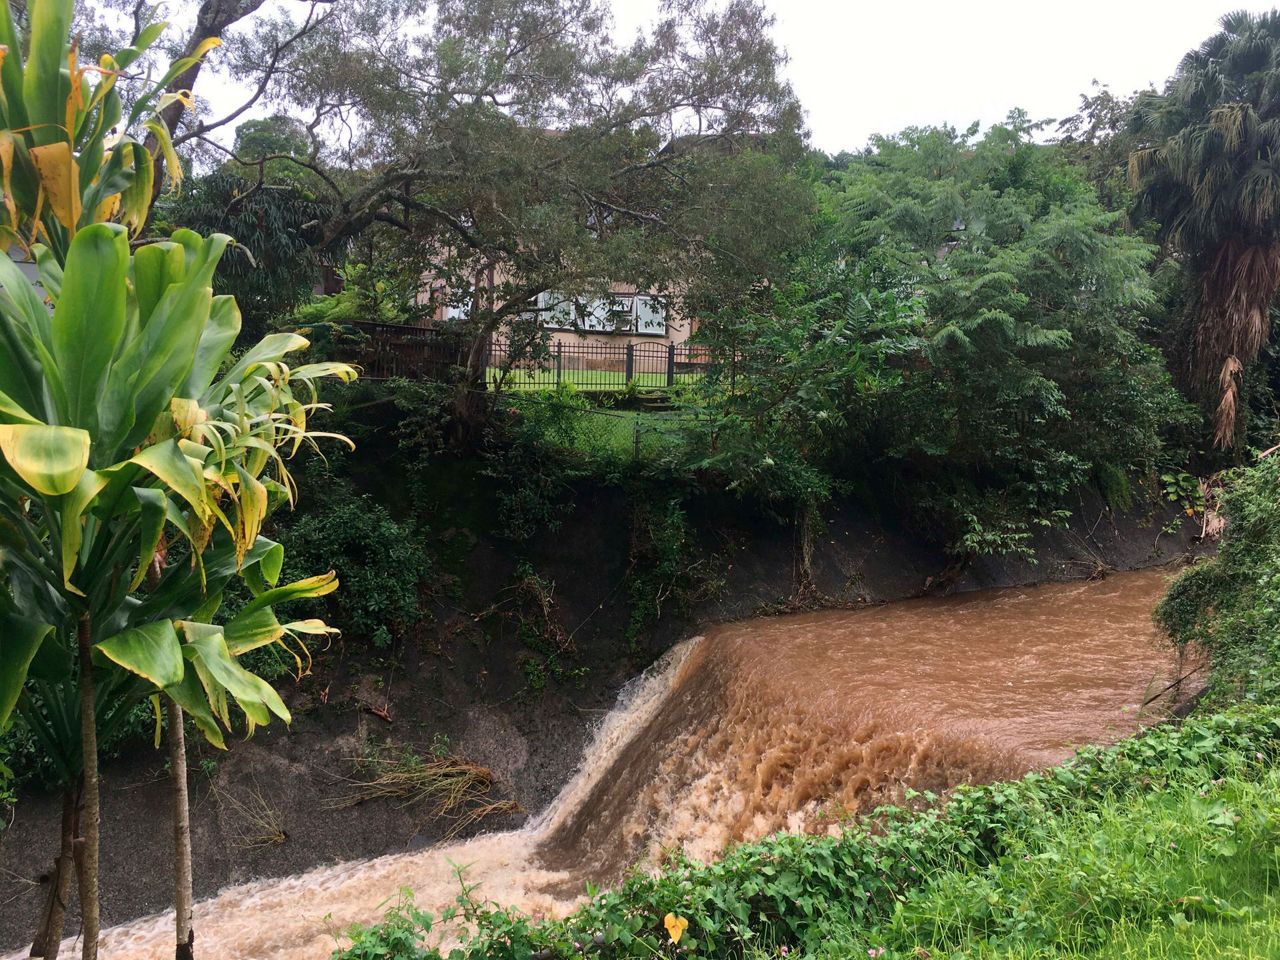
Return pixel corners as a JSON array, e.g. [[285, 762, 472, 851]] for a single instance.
[[0, 484, 1202, 952]]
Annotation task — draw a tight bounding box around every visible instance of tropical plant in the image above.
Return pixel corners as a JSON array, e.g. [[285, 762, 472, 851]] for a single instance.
[[0, 223, 354, 957], [826, 117, 1196, 556], [1129, 10, 1280, 446], [0, 0, 216, 263], [0, 2, 355, 957]]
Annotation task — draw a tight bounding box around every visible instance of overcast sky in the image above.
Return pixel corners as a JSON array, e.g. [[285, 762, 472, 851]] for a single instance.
[[606, 0, 1280, 153]]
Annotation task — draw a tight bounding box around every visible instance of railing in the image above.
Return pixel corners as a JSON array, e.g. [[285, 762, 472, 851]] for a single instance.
[[348, 321, 467, 381], [349, 320, 712, 392], [487, 339, 711, 391]]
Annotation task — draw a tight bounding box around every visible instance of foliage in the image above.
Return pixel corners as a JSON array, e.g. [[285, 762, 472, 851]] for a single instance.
[[481, 387, 598, 540], [270, 482, 433, 646], [155, 173, 337, 343], [1129, 10, 1280, 446], [0, 0, 211, 262], [1157, 453, 1280, 705], [823, 117, 1196, 556], [333, 706, 1280, 959], [686, 251, 920, 509], [797, 765, 1280, 960]]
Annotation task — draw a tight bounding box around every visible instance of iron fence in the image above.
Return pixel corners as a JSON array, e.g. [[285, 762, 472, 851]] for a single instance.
[[349, 320, 711, 392]]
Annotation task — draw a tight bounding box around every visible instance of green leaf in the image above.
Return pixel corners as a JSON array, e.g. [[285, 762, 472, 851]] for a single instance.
[[164, 668, 225, 749], [0, 422, 91, 495], [180, 620, 290, 729], [130, 439, 209, 521], [128, 487, 169, 591], [22, 0, 72, 146], [185, 295, 241, 397], [0, 612, 53, 726], [59, 467, 108, 593], [96, 621, 184, 689], [51, 223, 130, 435], [238, 572, 338, 618]]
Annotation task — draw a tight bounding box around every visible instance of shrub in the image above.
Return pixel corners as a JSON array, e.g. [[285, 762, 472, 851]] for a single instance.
[[274, 486, 433, 646], [1157, 454, 1280, 705]]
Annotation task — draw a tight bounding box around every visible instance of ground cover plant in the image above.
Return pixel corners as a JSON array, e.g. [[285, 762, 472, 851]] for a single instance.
[[331, 708, 1280, 959]]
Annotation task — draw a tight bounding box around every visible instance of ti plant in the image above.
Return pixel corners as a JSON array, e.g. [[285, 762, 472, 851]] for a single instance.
[[0, 224, 355, 957], [0, 1, 353, 958], [0, 0, 215, 262]]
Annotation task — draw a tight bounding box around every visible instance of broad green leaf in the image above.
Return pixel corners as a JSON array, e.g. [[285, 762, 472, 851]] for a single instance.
[[180, 620, 290, 729], [130, 439, 209, 521], [0, 612, 53, 726], [185, 295, 241, 397], [0, 422, 90, 495], [164, 669, 225, 749], [223, 606, 284, 656], [22, 0, 72, 145], [238, 572, 339, 618], [59, 467, 107, 592], [0, 0, 27, 130], [132, 240, 185, 328], [0, 386, 39, 425], [52, 223, 129, 435], [128, 487, 169, 591], [96, 621, 184, 688], [33, 244, 63, 300]]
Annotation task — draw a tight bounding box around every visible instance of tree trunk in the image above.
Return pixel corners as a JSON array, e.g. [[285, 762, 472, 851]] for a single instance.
[[28, 785, 79, 959], [75, 615, 100, 960], [165, 699, 195, 960]]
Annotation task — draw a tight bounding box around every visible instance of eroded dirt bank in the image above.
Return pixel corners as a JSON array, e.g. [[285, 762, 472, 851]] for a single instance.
[[0, 487, 1202, 952]]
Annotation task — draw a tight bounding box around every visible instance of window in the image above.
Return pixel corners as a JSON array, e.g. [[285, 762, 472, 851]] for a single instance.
[[535, 291, 668, 335], [635, 295, 667, 336]]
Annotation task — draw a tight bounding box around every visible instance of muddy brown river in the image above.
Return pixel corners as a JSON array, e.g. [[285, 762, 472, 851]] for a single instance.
[[31, 568, 1195, 960]]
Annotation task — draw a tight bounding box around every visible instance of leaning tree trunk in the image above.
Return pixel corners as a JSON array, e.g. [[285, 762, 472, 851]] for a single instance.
[[75, 616, 100, 960], [28, 784, 79, 959], [165, 699, 195, 960]]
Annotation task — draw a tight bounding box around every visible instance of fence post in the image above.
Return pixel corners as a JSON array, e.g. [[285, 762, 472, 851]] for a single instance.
[[556, 341, 563, 387], [625, 342, 634, 384], [667, 342, 676, 387]]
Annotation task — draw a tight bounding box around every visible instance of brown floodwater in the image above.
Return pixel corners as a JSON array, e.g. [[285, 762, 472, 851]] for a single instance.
[[29, 568, 1195, 960]]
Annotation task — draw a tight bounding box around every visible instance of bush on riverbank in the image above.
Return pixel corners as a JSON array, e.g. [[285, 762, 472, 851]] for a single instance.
[[332, 706, 1280, 959], [1157, 453, 1280, 706]]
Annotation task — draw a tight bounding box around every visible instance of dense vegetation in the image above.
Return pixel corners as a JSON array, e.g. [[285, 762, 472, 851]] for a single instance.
[[10, 2, 1280, 959]]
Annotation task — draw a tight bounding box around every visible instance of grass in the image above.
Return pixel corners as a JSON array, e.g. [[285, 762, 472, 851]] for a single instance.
[[485, 367, 701, 391], [786, 766, 1280, 960]]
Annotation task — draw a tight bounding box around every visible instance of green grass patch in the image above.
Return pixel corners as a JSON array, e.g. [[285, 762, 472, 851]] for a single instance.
[[486, 367, 701, 392]]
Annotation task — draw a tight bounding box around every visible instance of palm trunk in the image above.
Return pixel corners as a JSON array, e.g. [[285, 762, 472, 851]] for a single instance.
[[165, 699, 194, 960], [75, 615, 100, 960], [29, 785, 78, 959]]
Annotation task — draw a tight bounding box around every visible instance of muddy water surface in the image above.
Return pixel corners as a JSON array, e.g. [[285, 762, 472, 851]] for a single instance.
[[59, 568, 1192, 960]]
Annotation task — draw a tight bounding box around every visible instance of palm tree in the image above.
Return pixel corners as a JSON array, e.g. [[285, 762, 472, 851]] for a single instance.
[[1129, 9, 1280, 447]]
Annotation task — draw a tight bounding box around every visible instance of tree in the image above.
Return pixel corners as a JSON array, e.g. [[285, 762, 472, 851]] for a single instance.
[[825, 117, 1194, 557], [144, 0, 810, 421], [155, 173, 338, 344], [1129, 9, 1280, 447]]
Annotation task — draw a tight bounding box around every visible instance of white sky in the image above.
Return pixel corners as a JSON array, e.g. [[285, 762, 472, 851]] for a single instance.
[[610, 0, 1280, 152], [197, 0, 1280, 153]]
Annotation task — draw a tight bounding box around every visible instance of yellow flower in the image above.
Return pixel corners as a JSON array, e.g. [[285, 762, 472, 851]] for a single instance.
[[663, 913, 689, 944]]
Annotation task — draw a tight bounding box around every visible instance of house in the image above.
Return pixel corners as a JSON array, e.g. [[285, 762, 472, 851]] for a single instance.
[[418, 278, 703, 382]]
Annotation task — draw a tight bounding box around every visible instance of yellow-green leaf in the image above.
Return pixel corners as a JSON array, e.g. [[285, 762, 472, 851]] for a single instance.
[[0, 423, 90, 495], [97, 621, 184, 688]]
